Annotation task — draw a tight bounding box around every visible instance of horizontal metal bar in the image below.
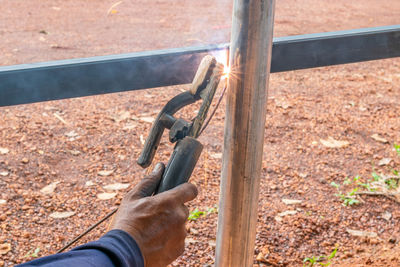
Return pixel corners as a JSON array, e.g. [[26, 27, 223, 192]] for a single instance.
[[1, 25, 400, 106], [271, 25, 400, 72]]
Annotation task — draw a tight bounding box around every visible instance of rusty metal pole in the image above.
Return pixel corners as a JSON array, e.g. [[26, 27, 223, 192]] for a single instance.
[[215, 0, 275, 266]]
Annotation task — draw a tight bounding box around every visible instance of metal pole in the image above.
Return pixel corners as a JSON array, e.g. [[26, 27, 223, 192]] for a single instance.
[[215, 0, 275, 266]]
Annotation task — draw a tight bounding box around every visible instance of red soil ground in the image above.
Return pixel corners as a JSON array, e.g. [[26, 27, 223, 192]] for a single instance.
[[1, 0, 400, 266]]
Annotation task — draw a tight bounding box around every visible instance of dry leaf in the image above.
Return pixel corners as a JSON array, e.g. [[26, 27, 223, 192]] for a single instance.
[[0, 243, 11, 255], [0, 148, 9, 154], [0, 171, 9, 176], [371, 134, 388, 143], [97, 192, 117, 200], [139, 117, 155, 123], [320, 137, 350, 148], [98, 170, 114, 176], [311, 141, 318, 146], [275, 210, 297, 221], [278, 210, 297, 217], [65, 130, 78, 138], [103, 183, 130, 191], [209, 152, 222, 159], [0, 199, 6, 205], [378, 158, 392, 166], [140, 135, 145, 145], [112, 111, 130, 122], [298, 173, 308, 178], [123, 123, 137, 130], [68, 150, 81, 156], [185, 238, 199, 245], [256, 252, 266, 262], [256, 246, 271, 263], [40, 181, 60, 195], [49, 211, 75, 219], [382, 211, 392, 221], [346, 229, 377, 238], [189, 228, 199, 235], [208, 240, 216, 248], [275, 98, 292, 109], [85, 181, 95, 187], [282, 199, 302, 205]]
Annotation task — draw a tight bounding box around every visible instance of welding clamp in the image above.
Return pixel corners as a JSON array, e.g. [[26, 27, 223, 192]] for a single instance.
[[137, 55, 224, 193]]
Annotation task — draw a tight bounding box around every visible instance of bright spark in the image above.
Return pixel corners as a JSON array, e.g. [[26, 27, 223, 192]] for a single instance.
[[222, 65, 230, 80], [212, 50, 230, 80]]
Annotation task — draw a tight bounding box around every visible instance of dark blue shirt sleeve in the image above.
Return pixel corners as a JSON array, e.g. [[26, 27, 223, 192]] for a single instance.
[[17, 230, 144, 267]]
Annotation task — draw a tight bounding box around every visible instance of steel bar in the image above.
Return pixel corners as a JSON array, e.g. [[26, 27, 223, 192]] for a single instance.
[[271, 24, 400, 72], [1, 25, 400, 106], [0, 45, 227, 107], [215, 0, 275, 266]]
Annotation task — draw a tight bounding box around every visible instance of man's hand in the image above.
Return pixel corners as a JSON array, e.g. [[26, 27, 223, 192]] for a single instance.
[[110, 163, 198, 267]]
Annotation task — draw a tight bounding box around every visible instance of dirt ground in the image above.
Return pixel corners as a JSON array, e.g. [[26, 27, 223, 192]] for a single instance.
[[1, 0, 400, 266]]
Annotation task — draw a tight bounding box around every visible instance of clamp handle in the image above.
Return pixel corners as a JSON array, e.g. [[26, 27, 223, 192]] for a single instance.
[[156, 136, 203, 193]]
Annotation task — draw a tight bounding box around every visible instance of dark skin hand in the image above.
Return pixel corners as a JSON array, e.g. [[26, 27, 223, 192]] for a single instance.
[[110, 163, 198, 267]]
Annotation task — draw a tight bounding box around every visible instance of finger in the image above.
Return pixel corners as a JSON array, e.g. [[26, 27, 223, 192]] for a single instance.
[[131, 163, 165, 199], [156, 182, 198, 204], [180, 205, 190, 224], [182, 205, 189, 219]]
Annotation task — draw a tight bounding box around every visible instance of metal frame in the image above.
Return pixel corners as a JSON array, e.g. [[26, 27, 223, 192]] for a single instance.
[[1, 25, 400, 106]]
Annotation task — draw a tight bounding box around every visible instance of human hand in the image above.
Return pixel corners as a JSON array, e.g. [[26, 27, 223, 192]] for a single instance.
[[110, 163, 198, 267]]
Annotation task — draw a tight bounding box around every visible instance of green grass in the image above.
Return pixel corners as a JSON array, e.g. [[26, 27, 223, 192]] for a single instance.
[[330, 179, 361, 207], [303, 247, 338, 267], [24, 247, 40, 258], [188, 206, 217, 221], [394, 143, 400, 156]]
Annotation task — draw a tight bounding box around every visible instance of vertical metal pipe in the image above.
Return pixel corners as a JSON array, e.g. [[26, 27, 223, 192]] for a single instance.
[[215, 1, 275, 266]]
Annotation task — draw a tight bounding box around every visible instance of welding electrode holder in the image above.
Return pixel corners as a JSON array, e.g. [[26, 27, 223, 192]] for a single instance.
[[137, 55, 222, 194]]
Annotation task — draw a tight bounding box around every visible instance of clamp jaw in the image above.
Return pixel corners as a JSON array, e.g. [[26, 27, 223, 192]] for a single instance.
[[137, 55, 224, 193]]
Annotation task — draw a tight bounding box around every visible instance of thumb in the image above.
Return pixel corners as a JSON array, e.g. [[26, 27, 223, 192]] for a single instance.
[[131, 163, 165, 199]]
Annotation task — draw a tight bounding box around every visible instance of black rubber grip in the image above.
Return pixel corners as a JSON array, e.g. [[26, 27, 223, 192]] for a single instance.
[[156, 136, 203, 193]]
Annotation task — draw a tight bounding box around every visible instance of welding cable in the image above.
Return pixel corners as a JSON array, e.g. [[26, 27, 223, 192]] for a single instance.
[[198, 84, 227, 137], [56, 208, 117, 253]]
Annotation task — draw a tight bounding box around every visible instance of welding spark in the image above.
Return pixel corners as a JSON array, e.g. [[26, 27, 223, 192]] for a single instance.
[[222, 65, 230, 80], [212, 50, 230, 80]]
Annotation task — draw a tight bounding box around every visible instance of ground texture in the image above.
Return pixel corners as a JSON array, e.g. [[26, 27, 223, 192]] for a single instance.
[[1, 0, 400, 266]]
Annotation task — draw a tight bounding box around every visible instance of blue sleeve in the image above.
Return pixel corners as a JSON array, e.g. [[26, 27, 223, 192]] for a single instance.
[[17, 230, 144, 267]]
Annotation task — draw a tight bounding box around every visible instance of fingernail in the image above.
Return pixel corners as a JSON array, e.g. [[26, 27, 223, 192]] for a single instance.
[[152, 163, 163, 173]]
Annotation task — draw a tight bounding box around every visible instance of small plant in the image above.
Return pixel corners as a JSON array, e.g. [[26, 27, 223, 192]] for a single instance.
[[330, 179, 360, 206], [371, 171, 399, 190], [371, 172, 381, 182], [385, 177, 399, 189], [394, 143, 400, 156], [24, 247, 40, 258], [206, 206, 217, 215], [332, 144, 400, 205], [188, 206, 218, 221], [303, 247, 338, 267], [188, 208, 205, 221]]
